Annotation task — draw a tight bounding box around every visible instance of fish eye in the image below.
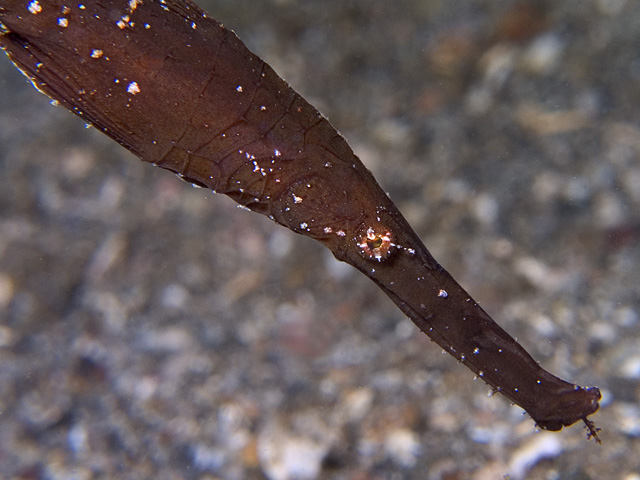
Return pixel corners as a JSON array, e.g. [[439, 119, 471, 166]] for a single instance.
[[356, 226, 395, 261]]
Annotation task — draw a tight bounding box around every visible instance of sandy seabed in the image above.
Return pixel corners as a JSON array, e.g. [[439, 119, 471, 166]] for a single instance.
[[1, 1, 639, 479]]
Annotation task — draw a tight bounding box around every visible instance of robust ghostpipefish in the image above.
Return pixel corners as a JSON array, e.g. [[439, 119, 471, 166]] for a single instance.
[[0, 0, 601, 439]]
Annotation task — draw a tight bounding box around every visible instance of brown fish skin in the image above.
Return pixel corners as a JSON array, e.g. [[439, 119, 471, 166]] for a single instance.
[[0, 0, 600, 438]]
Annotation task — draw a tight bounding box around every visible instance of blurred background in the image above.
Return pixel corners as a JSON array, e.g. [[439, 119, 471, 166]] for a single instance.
[[1, 0, 639, 478]]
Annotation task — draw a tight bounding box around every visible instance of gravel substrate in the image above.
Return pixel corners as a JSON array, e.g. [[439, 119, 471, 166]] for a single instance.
[[1, 0, 639, 479]]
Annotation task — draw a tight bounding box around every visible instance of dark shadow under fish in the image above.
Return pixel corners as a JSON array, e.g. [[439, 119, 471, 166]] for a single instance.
[[0, 0, 601, 439]]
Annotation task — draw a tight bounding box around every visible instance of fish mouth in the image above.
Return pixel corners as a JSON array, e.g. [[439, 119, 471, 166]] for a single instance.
[[533, 385, 601, 432]]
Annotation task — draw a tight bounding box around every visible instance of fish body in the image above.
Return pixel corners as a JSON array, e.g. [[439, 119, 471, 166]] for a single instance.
[[0, 0, 600, 437]]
